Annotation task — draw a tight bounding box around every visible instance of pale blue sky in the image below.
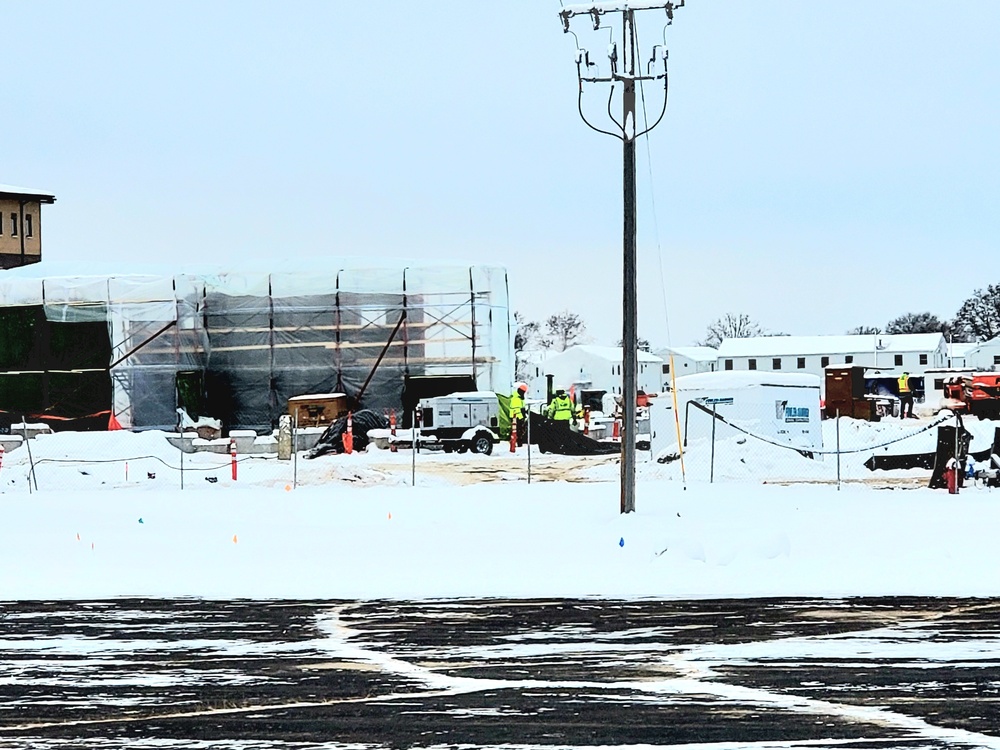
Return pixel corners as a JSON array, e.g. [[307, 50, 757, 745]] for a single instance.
[[4, 1, 998, 347]]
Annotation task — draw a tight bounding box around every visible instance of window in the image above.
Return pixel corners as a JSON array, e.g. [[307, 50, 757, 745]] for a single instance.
[[724, 359, 733, 371], [797, 357, 805, 369], [934, 378, 945, 390], [25, 214, 32, 238], [894, 354, 903, 366], [821, 356, 829, 367], [662, 364, 669, 375], [919, 354, 928, 365], [748, 359, 757, 371], [772, 358, 781, 370], [845, 355, 853, 364], [994, 355, 1000, 365], [9, 214, 17, 237], [0, 213, 3, 235]]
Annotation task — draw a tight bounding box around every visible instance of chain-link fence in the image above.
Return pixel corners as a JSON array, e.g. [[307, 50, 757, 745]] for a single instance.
[[1, 406, 997, 493], [647, 399, 998, 489]]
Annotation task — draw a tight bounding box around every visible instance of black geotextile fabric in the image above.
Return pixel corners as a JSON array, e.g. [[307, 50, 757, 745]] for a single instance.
[[528, 411, 619, 456], [307, 409, 390, 458], [0, 306, 113, 428]]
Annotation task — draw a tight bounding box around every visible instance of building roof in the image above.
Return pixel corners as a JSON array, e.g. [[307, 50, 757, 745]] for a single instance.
[[0, 184, 55, 203], [717, 333, 945, 358], [948, 342, 979, 357], [657, 346, 718, 362], [677, 371, 821, 390], [569, 345, 663, 363]]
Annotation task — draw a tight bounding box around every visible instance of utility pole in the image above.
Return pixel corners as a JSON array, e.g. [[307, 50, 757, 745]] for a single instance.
[[558, 1, 683, 514]]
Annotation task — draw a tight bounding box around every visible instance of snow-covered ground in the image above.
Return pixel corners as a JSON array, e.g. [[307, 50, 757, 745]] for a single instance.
[[2, 415, 999, 602]]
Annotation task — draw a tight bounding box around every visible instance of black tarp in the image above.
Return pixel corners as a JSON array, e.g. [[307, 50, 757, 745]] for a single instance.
[[0, 306, 112, 432], [528, 411, 620, 456], [306, 409, 390, 458]]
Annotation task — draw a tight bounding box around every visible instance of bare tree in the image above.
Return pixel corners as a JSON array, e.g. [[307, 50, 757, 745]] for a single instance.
[[513, 311, 549, 382], [885, 312, 949, 336], [617, 337, 651, 352], [847, 325, 882, 335], [952, 285, 1000, 342], [545, 310, 587, 352], [699, 313, 765, 348]]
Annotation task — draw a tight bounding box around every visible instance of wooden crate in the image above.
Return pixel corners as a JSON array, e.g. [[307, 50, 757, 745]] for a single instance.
[[288, 393, 349, 428]]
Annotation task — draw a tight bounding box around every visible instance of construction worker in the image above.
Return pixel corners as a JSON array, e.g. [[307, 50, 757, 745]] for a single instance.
[[509, 382, 528, 445], [546, 388, 575, 429], [897, 371, 914, 419]]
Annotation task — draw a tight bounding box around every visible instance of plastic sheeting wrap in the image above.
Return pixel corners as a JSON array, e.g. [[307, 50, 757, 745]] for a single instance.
[[0, 264, 513, 433]]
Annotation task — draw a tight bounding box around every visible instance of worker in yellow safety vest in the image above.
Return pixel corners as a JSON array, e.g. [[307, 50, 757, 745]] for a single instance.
[[546, 388, 580, 429], [897, 372, 914, 419], [509, 383, 528, 445]]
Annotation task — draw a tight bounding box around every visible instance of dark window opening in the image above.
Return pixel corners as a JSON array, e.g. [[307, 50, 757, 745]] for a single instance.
[[772, 358, 781, 370], [894, 354, 903, 366], [662, 364, 669, 374], [797, 357, 805, 369], [821, 356, 830, 367], [724, 359, 733, 370], [25, 214, 32, 238], [10, 214, 17, 237], [919, 354, 928, 365], [845, 355, 853, 364], [748, 359, 757, 371]]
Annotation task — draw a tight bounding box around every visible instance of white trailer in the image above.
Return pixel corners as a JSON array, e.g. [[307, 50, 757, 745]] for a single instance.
[[675, 371, 823, 452], [417, 391, 501, 455]]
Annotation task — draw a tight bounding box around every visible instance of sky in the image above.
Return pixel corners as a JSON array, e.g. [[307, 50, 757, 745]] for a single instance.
[[4, 1, 999, 349]]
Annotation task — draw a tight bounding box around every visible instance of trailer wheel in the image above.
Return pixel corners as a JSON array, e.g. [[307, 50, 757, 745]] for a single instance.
[[470, 433, 493, 456], [443, 444, 454, 454]]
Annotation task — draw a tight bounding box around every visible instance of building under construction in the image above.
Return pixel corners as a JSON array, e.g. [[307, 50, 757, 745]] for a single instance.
[[0, 263, 512, 433]]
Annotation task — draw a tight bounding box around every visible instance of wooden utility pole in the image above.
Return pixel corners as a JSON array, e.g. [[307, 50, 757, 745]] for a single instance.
[[558, 1, 683, 514]]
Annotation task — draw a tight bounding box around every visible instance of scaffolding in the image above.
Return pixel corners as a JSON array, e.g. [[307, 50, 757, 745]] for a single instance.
[[0, 264, 513, 432]]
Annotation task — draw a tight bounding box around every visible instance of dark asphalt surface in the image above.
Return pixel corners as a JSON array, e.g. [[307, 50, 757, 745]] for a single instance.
[[1, 598, 999, 748]]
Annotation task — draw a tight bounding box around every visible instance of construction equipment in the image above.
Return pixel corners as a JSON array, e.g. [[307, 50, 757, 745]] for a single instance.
[[417, 392, 500, 456], [941, 373, 1000, 420]]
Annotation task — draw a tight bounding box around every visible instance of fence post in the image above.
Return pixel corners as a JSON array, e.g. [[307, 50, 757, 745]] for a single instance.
[[22, 416, 36, 493], [527, 408, 532, 484], [230, 438, 237, 481], [836, 408, 841, 491], [411, 409, 417, 487], [293, 411, 299, 489], [709, 403, 717, 484], [390, 408, 397, 453]]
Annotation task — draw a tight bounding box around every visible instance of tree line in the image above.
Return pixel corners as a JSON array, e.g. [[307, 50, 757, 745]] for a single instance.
[[514, 283, 1000, 378]]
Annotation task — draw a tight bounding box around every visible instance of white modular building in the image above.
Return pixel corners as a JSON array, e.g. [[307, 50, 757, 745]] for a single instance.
[[715, 333, 947, 390], [964, 338, 1000, 371], [655, 346, 718, 388], [528, 345, 664, 401], [675, 371, 823, 452]]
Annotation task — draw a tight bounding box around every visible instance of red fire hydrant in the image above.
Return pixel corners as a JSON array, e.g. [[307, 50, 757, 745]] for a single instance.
[[946, 458, 959, 495]]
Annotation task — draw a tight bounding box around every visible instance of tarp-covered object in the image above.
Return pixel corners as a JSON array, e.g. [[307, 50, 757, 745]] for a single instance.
[[529, 411, 619, 456], [0, 263, 513, 432], [306, 410, 390, 458]]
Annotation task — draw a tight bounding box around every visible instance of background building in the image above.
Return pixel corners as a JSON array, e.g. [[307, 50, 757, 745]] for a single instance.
[[0, 263, 512, 432], [715, 333, 947, 387], [0, 184, 55, 269]]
